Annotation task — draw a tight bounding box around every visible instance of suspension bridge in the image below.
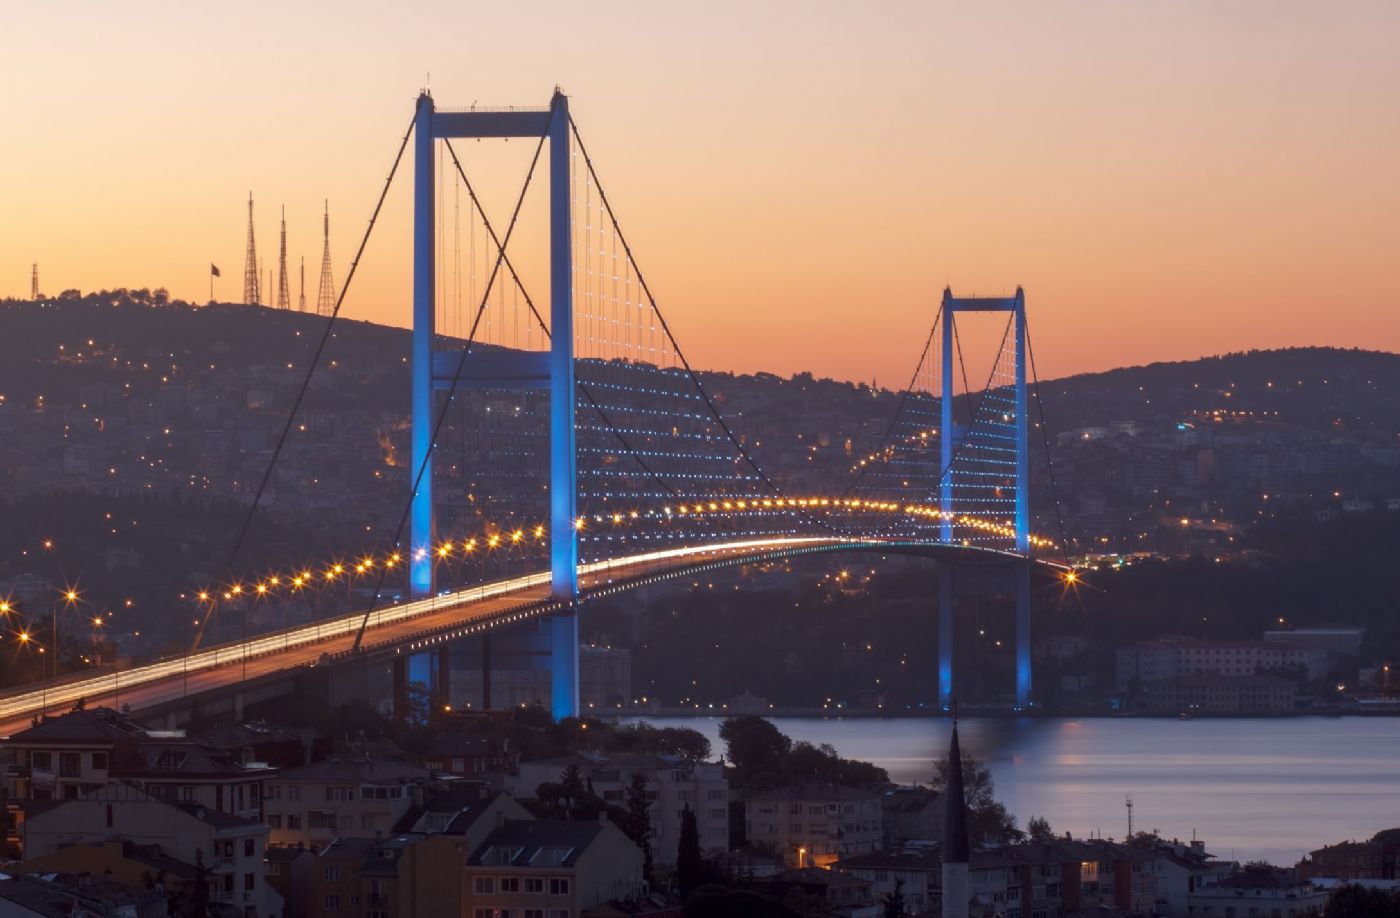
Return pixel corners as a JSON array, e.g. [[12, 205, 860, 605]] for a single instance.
[[0, 90, 1072, 734]]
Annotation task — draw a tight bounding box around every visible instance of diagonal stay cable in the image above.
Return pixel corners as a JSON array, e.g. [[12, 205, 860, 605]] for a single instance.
[[190, 99, 422, 654], [351, 100, 554, 652]]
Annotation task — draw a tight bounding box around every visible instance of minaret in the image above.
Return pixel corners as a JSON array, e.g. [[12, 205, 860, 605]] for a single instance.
[[243, 193, 260, 305], [942, 716, 970, 918], [276, 206, 291, 310], [298, 256, 306, 312], [316, 200, 335, 316], [30, 263, 38, 301]]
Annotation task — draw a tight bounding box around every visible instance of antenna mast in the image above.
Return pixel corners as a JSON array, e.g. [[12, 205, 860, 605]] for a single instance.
[[316, 200, 335, 316], [243, 193, 260, 305], [276, 206, 290, 309], [30, 263, 38, 301], [1126, 794, 1134, 839]]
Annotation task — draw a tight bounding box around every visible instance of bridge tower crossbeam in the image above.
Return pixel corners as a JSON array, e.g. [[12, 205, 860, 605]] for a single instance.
[[409, 90, 579, 720]]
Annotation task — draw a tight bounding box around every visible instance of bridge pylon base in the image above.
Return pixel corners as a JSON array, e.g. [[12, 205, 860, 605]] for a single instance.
[[937, 558, 1034, 712]]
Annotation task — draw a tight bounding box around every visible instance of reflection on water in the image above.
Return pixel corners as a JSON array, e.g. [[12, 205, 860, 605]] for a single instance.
[[619, 716, 1400, 865]]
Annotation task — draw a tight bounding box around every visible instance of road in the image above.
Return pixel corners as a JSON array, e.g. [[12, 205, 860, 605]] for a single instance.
[[0, 536, 888, 735]]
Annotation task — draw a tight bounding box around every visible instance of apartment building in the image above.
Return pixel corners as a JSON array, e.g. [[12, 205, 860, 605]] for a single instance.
[[263, 756, 429, 848], [745, 784, 883, 868], [510, 752, 728, 864], [19, 781, 278, 917], [463, 817, 646, 917]]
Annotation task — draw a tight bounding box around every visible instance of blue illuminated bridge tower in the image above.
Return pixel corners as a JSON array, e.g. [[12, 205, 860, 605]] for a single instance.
[[937, 287, 1033, 711], [407, 90, 579, 720]]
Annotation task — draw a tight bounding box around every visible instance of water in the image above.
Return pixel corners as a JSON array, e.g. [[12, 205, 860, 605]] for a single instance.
[[619, 715, 1400, 865]]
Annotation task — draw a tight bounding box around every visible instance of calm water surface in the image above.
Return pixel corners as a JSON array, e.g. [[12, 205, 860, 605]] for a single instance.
[[620, 716, 1400, 866]]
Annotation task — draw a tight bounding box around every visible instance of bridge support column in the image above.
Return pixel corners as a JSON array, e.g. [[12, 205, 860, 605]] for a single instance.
[[391, 656, 409, 721], [939, 567, 954, 711], [430, 645, 452, 716], [409, 92, 436, 599], [547, 92, 579, 723], [1016, 560, 1031, 709], [480, 634, 492, 711]]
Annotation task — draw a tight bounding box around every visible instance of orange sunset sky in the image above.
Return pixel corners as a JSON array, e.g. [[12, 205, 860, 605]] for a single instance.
[[4, 1, 1399, 384]]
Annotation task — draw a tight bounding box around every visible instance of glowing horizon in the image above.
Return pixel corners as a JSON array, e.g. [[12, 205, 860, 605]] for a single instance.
[[5, 1, 1398, 384]]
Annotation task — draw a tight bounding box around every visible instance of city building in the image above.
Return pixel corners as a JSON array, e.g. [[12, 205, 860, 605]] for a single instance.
[[510, 752, 728, 864], [18, 781, 278, 916], [0, 872, 169, 918], [1299, 827, 1400, 880], [15, 840, 197, 909], [1147, 839, 1235, 916], [463, 816, 647, 916], [1262, 625, 1365, 657], [1117, 638, 1327, 693], [2, 708, 274, 852], [838, 844, 940, 914], [1145, 673, 1298, 715], [879, 785, 942, 848], [1187, 866, 1330, 917], [262, 756, 429, 848], [758, 867, 878, 918], [423, 734, 520, 782], [274, 788, 534, 918], [745, 784, 884, 869]]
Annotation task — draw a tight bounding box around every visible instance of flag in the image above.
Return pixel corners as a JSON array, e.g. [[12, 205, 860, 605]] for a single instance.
[[210, 263, 221, 277]]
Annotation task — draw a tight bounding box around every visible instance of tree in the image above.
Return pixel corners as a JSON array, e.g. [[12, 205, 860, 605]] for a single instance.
[[185, 849, 210, 917], [677, 804, 704, 897], [560, 764, 586, 819], [1325, 884, 1400, 918], [720, 716, 790, 786], [620, 770, 653, 877], [881, 877, 906, 918], [684, 885, 803, 918], [932, 749, 1021, 845], [1027, 816, 1055, 843]]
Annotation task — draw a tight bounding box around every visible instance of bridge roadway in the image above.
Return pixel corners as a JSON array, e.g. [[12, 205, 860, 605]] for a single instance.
[[0, 536, 1042, 736]]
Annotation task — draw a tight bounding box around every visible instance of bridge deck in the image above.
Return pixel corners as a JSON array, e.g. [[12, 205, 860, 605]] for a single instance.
[[0, 537, 1043, 736]]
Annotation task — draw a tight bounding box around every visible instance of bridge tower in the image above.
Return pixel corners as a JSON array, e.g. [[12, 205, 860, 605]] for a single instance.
[[409, 91, 579, 720], [938, 287, 1032, 710]]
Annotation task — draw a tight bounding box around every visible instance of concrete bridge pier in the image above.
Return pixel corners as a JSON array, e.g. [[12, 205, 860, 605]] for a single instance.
[[391, 656, 409, 720], [429, 646, 452, 716], [937, 559, 1033, 711]]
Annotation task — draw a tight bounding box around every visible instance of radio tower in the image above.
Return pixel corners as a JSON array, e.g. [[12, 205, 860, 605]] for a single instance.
[[30, 263, 39, 301], [276, 206, 291, 309], [316, 200, 335, 316], [298, 256, 306, 312], [242, 193, 260, 305]]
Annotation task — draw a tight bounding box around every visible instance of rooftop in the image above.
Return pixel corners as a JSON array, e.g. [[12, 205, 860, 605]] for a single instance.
[[4, 707, 145, 745], [468, 819, 608, 869], [276, 756, 427, 785], [748, 783, 880, 803], [840, 846, 942, 871]]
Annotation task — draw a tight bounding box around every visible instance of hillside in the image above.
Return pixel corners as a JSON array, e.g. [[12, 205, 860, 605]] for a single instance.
[[3, 290, 1399, 552]]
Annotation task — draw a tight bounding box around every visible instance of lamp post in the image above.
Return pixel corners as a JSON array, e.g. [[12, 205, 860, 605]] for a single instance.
[[53, 588, 79, 680]]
